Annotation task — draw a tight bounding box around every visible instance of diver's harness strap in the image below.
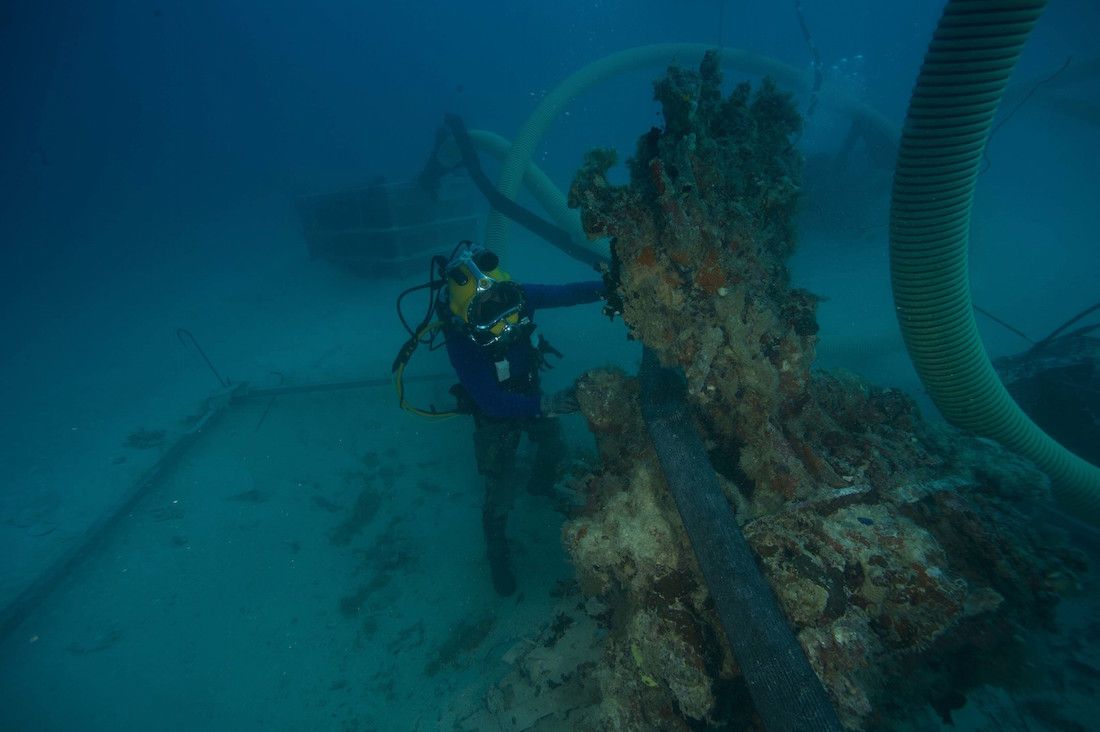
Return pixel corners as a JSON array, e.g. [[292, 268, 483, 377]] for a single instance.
[[490, 326, 542, 394]]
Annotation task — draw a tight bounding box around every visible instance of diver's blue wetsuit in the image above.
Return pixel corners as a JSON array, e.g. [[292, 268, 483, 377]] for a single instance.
[[444, 281, 604, 417], [445, 279, 603, 597]]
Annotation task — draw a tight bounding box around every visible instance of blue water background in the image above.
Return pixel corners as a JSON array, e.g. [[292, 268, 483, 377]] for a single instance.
[[1, 1, 1098, 729]]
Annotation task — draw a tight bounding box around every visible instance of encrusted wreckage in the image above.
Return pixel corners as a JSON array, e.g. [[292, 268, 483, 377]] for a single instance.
[[538, 52, 1083, 730]]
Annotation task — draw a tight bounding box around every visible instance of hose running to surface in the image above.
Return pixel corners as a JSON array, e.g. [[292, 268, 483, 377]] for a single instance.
[[890, 0, 1100, 526]]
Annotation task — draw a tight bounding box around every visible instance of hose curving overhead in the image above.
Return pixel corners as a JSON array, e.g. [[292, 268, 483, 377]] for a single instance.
[[889, 0, 1100, 526]]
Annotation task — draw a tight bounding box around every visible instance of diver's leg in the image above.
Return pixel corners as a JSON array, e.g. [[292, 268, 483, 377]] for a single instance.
[[474, 417, 521, 596], [525, 416, 568, 498]]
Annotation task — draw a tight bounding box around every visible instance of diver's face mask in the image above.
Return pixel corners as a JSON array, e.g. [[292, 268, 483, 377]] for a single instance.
[[467, 280, 528, 346], [446, 247, 530, 347]]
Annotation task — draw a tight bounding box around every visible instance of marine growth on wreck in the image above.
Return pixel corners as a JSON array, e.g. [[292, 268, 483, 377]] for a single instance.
[[551, 52, 1083, 730]]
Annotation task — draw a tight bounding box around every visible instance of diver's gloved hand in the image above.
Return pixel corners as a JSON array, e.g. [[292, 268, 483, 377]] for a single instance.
[[541, 387, 579, 417]]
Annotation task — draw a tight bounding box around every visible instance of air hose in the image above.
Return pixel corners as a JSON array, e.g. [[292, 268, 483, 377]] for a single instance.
[[465, 129, 599, 254], [443, 114, 604, 267], [432, 123, 606, 258], [890, 0, 1100, 526], [640, 349, 842, 732]]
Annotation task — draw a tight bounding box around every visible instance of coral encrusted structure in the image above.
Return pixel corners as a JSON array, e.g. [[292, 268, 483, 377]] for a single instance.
[[559, 52, 1082, 730]]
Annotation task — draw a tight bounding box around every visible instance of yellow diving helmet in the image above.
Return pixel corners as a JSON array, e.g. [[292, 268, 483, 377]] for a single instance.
[[445, 244, 529, 346]]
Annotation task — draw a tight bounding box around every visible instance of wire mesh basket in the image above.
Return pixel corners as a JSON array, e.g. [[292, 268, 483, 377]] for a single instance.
[[297, 176, 480, 276]]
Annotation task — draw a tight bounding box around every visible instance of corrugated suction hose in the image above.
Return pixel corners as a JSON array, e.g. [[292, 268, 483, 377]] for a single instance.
[[890, 0, 1100, 526]]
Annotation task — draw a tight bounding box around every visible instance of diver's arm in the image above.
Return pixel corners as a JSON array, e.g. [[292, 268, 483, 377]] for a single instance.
[[521, 281, 604, 310], [445, 335, 542, 418]]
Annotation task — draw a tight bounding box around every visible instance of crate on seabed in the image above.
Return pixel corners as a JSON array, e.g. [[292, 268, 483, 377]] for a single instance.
[[297, 176, 480, 276]]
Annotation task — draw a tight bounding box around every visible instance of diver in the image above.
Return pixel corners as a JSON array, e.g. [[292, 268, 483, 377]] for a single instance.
[[438, 242, 603, 596]]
